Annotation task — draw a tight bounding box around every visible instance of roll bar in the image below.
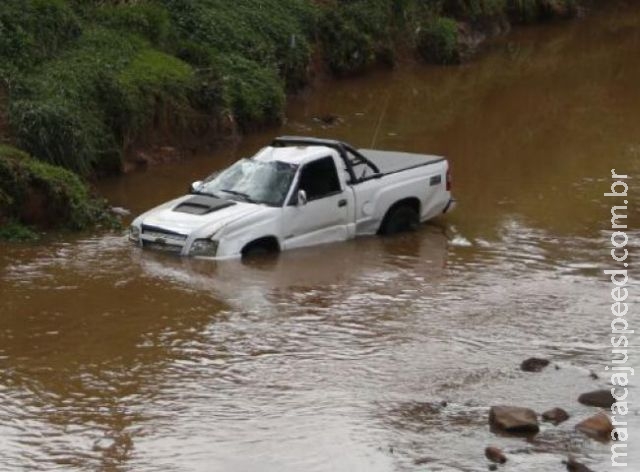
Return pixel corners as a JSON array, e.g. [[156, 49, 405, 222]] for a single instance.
[[271, 136, 381, 183]]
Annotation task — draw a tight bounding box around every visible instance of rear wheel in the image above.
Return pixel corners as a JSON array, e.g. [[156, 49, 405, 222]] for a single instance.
[[379, 205, 419, 235]]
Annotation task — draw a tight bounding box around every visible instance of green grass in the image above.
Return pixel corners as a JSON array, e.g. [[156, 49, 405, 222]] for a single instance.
[[0, 0, 80, 75], [0, 220, 39, 242], [417, 16, 461, 65], [0, 144, 116, 233], [318, 0, 394, 75]]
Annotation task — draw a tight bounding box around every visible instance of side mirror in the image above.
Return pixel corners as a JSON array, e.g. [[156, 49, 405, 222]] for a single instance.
[[190, 180, 203, 193], [297, 189, 308, 206]]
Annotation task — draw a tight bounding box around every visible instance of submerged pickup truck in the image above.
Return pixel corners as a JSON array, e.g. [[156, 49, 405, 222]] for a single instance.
[[129, 136, 455, 259]]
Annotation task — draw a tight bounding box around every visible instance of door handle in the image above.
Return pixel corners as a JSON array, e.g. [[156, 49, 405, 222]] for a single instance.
[[338, 199, 347, 207]]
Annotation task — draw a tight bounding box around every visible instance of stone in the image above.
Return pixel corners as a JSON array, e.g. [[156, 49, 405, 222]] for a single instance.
[[489, 406, 539, 434], [578, 389, 615, 408], [520, 357, 550, 372], [565, 456, 595, 472], [484, 446, 507, 464], [575, 412, 613, 441], [542, 407, 570, 425]]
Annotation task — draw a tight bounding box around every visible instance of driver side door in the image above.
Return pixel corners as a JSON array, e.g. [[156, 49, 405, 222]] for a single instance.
[[281, 156, 352, 250]]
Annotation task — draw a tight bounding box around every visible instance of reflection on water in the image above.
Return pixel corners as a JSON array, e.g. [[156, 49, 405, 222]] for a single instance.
[[2, 2, 640, 471]]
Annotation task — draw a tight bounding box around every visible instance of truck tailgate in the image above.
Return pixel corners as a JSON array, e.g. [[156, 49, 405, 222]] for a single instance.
[[359, 149, 445, 175]]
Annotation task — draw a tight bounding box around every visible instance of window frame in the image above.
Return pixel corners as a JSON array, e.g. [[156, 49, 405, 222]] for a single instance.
[[288, 156, 344, 205]]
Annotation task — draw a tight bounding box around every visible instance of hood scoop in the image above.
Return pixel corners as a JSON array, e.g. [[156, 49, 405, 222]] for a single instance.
[[173, 195, 236, 215]]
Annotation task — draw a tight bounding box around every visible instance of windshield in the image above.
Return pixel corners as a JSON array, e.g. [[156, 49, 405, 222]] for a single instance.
[[196, 159, 298, 206]]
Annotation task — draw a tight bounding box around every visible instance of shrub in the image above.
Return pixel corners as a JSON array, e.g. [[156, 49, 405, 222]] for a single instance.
[[9, 27, 196, 175], [8, 28, 141, 175], [0, 220, 39, 242], [0, 0, 81, 71], [161, 0, 316, 88], [94, 2, 174, 47], [318, 0, 394, 75], [417, 16, 460, 64], [216, 55, 285, 129], [108, 48, 195, 142], [9, 96, 118, 175], [0, 145, 116, 232]]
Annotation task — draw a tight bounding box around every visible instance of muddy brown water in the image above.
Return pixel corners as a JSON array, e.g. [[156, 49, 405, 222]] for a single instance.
[[2, 3, 640, 471]]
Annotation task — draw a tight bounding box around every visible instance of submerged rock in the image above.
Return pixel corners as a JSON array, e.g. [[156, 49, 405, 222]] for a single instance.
[[565, 456, 595, 472], [489, 406, 539, 434], [520, 357, 550, 372], [575, 412, 613, 441], [312, 114, 341, 126], [578, 389, 614, 408], [484, 446, 507, 464], [542, 407, 570, 425]]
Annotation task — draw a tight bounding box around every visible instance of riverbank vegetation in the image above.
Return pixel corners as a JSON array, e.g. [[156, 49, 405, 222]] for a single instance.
[[0, 0, 592, 236], [0, 145, 116, 240]]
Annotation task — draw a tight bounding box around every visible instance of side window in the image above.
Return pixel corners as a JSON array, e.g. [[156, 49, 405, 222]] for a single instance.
[[298, 157, 342, 201]]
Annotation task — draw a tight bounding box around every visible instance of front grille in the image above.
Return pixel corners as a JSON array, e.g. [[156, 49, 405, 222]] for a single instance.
[[142, 241, 183, 254], [141, 225, 188, 243]]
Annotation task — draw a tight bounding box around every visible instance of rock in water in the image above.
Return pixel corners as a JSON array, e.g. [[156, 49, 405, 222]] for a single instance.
[[542, 407, 570, 425], [565, 456, 595, 472], [520, 357, 550, 372], [578, 389, 615, 408], [575, 412, 614, 441], [489, 406, 540, 434], [484, 446, 507, 464]]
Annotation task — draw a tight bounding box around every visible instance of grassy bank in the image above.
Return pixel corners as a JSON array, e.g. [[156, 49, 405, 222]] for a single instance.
[[0, 0, 590, 235], [0, 145, 116, 240]]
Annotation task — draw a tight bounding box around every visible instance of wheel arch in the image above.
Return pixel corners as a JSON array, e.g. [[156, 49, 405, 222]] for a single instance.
[[378, 197, 421, 235], [241, 235, 281, 256]]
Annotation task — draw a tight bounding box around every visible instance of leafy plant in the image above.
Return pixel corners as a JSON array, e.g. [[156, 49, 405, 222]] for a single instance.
[[417, 16, 460, 64]]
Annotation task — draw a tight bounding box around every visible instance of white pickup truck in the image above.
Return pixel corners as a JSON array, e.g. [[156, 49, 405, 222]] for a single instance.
[[129, 136, 455, 259]]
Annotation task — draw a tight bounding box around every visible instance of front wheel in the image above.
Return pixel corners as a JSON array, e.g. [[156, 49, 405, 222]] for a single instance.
[[379, 205, 419, 235]]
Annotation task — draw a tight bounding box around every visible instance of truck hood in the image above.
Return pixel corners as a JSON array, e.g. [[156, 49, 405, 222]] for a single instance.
[[137, 194, 267, 237]]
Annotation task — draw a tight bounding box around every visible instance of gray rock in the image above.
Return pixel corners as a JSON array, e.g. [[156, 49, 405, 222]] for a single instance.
[[541, 407, 570, 425], [489, 406, 539, 434], [485, 446, 507, 464], [520, 357, 550, 372], [578, 389, 614, 408], [565, 456, 595, 472]]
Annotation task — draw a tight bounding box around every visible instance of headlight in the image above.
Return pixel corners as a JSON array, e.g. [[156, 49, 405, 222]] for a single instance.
[[129, 225, 140, 242], [189, 239, 219, 257]]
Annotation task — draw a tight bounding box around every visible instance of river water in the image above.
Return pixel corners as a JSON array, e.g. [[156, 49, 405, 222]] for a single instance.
[[1, 3, 639, 471]]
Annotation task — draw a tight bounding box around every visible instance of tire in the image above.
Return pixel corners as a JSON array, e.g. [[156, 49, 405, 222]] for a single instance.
[[243, 245, 271, 257], [241, 238, 279, 259], [379, 204, 419, 235]]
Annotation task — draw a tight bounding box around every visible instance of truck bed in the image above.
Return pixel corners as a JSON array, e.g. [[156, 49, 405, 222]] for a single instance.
[[358, 149, 445, 175]]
